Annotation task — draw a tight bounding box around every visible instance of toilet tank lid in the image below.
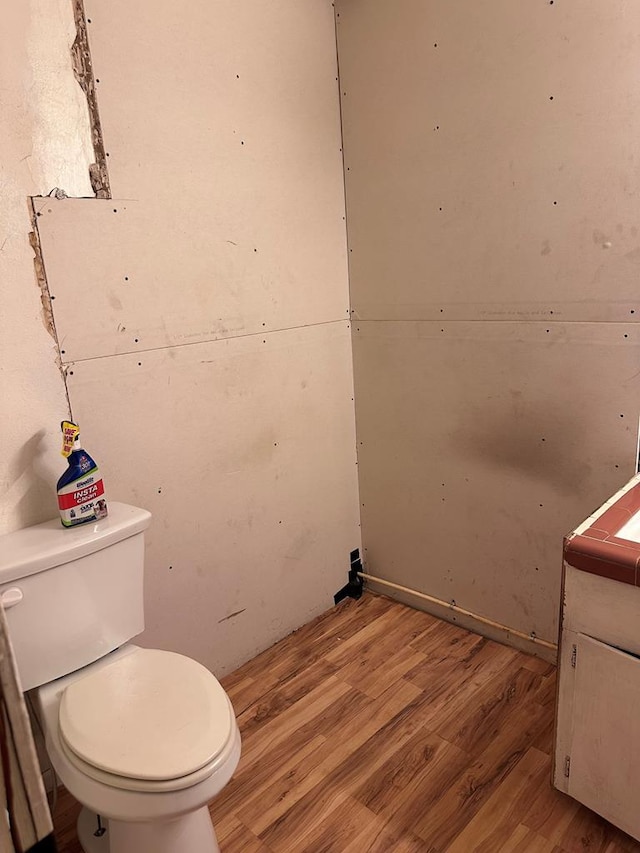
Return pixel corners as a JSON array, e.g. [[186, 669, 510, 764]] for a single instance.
[[0, 503, 151, 584]]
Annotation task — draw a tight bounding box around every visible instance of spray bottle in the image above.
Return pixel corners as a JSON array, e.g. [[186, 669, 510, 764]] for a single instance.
[[57, 421, 108, 527]]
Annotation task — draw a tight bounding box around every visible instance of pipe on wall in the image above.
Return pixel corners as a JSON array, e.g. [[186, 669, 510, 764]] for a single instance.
[[358, 571, 557, 653]]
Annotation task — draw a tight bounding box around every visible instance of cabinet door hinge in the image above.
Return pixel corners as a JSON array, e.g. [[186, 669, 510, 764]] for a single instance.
[[570, 644, 577, 668], [564, 755, 571, 778]]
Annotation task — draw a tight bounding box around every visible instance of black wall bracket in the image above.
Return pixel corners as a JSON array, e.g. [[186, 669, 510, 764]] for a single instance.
[[333, 548, 364, 605]]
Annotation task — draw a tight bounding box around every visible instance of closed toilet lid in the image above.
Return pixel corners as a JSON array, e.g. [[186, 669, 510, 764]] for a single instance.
[[59, 648, 233, 782]]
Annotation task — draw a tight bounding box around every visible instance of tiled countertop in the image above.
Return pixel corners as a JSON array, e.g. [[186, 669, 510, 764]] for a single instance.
[[564, 474, 640, 586]]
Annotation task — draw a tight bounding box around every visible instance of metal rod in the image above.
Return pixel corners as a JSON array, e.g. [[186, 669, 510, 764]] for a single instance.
[[358, 571, 557, 652]]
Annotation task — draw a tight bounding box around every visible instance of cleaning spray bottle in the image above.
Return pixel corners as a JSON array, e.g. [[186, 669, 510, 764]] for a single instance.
[[57, 421, 108, 527]]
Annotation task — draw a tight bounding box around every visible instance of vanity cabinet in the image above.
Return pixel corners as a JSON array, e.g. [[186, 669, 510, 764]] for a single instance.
[[554, 475, 640, 842]]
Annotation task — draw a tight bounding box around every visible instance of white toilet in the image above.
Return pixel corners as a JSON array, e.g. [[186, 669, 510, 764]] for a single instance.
[[0, 502, 241, 853]]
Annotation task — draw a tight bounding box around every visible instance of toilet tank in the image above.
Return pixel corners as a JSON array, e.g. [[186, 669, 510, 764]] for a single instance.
[[0, 503, 151, 691]]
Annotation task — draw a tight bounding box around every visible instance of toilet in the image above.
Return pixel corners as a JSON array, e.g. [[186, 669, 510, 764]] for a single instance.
[[0, 502, 241, 853]]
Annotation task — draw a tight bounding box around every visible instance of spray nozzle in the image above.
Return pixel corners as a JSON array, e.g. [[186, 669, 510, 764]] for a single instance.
[[61, 421, 80, 457]]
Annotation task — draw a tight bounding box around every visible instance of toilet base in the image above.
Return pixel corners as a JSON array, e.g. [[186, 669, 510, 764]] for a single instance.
[[76, 806, 220, 853]]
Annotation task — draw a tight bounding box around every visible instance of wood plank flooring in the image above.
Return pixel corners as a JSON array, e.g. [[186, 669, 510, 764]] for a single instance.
[[52, 594, 640, 852]]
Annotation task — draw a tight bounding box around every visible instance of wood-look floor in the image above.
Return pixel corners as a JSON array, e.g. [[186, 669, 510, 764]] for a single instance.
[[52, 594, 639, 852]]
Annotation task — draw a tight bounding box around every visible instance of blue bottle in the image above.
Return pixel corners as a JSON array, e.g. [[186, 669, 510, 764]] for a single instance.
[[57, 421, 108, 527]]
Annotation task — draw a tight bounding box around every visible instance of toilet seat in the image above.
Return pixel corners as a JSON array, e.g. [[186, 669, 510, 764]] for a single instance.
[[58, 647, 234, 792]]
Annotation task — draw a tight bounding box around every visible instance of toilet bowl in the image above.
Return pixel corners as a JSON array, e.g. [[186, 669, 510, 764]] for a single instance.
[[0, 502, 242, 853], [35, 645, 241, 853]]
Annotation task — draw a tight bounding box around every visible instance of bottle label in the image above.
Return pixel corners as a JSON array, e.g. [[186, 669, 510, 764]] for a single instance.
[[57, 468, 108, 527]]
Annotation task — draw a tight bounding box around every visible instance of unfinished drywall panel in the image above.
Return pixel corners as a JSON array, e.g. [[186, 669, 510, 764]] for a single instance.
[[353, 321, 638, 642], [78, 0, 348, 330], [84, 0, 344, 195], [0, 2, 95, 535], [337, 0, 640, 643], [35, 194, 347, 361], [338, 0, 640, 324], [64, 322, 359, 675]]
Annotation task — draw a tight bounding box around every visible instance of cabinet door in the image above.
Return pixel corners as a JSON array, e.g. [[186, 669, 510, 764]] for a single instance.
[[568, 633, 640, 841]]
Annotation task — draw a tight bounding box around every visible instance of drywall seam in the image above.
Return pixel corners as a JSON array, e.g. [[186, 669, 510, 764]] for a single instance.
[[56, 317, 352, 367], [333, 6, 363, 530], [27, 197, 73, 419], [333, 6, 352, 309], [70, 0, 110, 198]]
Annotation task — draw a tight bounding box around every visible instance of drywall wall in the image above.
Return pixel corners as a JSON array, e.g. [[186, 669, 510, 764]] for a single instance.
[[34, 0, 359, 675], [337, 0, 640, 644], [0, 1, 94, 535]]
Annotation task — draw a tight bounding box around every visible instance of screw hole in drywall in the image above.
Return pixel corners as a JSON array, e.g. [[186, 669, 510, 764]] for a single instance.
[[169, 566, 172, 571], [96, 79, 100, 84], [61, 350, 65, 355], [546, 329, 550, 333], [113, 209, 117, 213], [549, 96, 554, 100], [553, 201, 557, 205], [69, 370, 74, 376], [631, 309, 635, 314], [157, 489, 162, 494], [137, 362, 142, 366], [106, 152, 110, 157], [625, 334, 629, 338], [620, 414, 625, 418], [134, 338, 139, 342], [539, 503, 543, 507], [124, 276, 129, 281]]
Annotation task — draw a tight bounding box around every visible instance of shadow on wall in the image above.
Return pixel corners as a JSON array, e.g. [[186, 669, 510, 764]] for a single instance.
[[8, 431, 57, 528], [449, 399, 593, 498]]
